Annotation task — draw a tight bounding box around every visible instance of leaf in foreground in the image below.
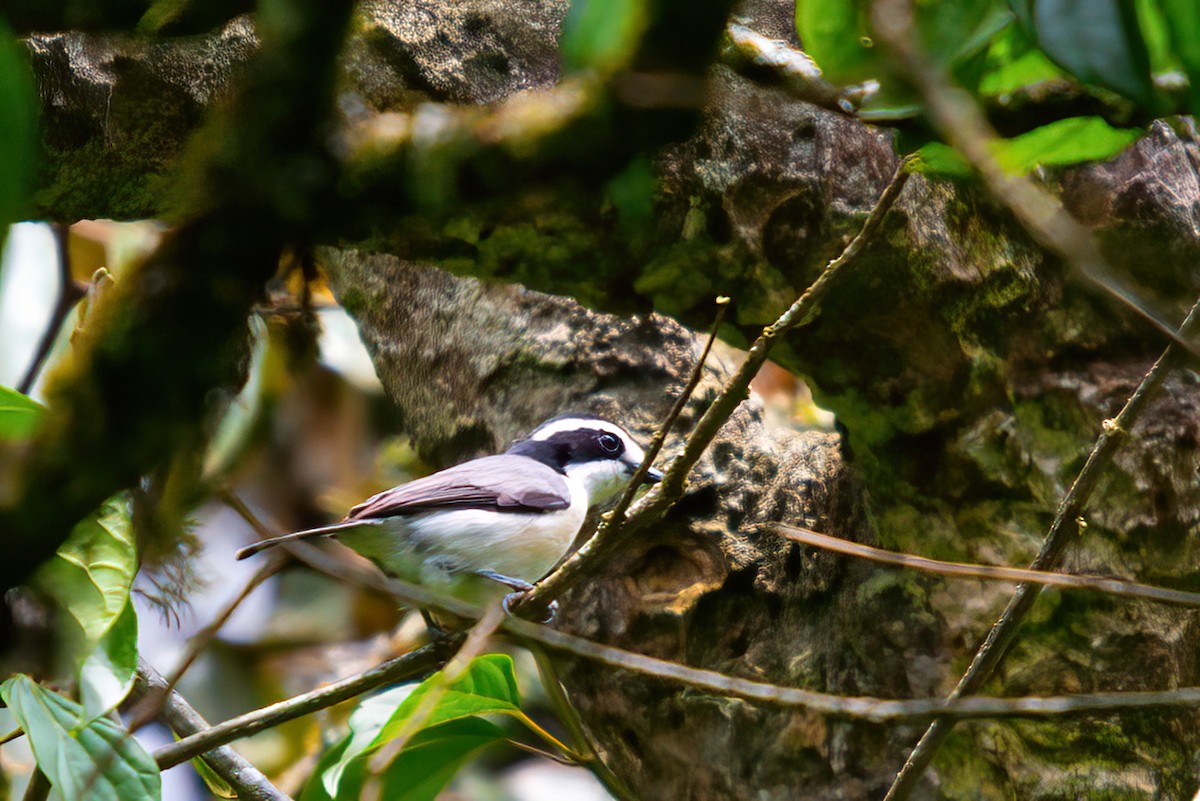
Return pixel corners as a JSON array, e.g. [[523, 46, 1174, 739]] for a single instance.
[[306, 654, 535, 801], [2, 675, 161, 801], [78, 599, 139, 718], [34, 497, 137, 643], [32, 497, 140, 716], [0, 19, 37, 252], [0, 384, 43, 441]]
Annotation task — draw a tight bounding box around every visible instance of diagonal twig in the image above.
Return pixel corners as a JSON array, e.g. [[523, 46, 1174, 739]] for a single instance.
[[364, 604, 506, 784], [777, 524, 1200, 608], [514, 295, 729, 618], [127, 552, 288, 733], [880, 294, 1200, 800], [608, 295, 730, 530], [18, 223, 87, 395], [529, 646, 637, 801], [521, 156, 913, 612], [655, 156, 912, 503], [133, 660, 293, 801], [869, 0, 1200, 794], [871, 0, 1200, 363], [153, 641, 451, 770]]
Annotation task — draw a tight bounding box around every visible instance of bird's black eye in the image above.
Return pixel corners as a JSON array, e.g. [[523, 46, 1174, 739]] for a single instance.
[[597, 433, 621, 455]]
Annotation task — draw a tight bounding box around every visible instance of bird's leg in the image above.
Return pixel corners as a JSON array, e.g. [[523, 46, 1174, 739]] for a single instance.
[[471, 570, 558, 623], [473, 569, 534, 592]]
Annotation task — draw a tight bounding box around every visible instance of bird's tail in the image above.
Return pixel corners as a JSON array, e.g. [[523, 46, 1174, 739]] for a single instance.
[[235, 519, 382, 560]]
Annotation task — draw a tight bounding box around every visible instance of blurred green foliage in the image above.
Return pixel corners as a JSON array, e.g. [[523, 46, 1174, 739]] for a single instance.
[[560, 0, 648, 73], [0, 385, 42, 440], [796, 0, 1198, 176], [1011, 0, 1155, 107], [0, 18, 37, 259]]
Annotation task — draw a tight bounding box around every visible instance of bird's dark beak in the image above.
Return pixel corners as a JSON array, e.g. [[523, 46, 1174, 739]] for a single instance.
[[644, 466, 664, 484]]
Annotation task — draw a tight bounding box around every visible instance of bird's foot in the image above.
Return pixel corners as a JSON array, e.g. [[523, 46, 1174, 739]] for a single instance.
[[501, 592, 558, 624]]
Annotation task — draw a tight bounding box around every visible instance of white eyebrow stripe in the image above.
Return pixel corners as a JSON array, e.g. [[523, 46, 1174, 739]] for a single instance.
[[529, 418, 632, 442]]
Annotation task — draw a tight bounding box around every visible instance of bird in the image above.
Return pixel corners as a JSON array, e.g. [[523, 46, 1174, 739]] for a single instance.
[[236, 414, 662, 611]]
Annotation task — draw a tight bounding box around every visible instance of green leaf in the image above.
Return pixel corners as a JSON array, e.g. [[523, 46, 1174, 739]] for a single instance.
[[308, 717, 504, 801], [1158, 0, 1200, 112], [911, 117, 1139, 178], [0, 19, 38, 246], [0, 385, 43, 441], [371, 720, 505, 801], [1, 389, 139, 717], [795, 0, 881, 85], [301, 731, 351, 801], [919, 0, 1012, 72], [33, 501, 137, 641], [78, 599, 139, 719], [979, 24, 1066, 97], [1018, 0, 1157, 107], [1, 676, 161, 801], [797, 0, 1009, 115], [1135, 0, 1176, 77], [309, 655, 523, 801], [33, 498, 137, 644], [192, 754, 237, 799], [560, 0, 647, 73], [993, 116, 1141, 173], [911, 142, 974, 178], [319, 684, 417, 797], [32, 498, 141, 717], [375, 653, 522, 742]]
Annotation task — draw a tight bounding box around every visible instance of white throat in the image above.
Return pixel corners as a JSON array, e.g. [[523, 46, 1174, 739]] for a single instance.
[[562, 459, 632, 506]]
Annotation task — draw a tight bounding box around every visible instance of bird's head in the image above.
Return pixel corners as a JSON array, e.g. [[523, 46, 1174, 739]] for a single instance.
[[507, 414, 663, 505]]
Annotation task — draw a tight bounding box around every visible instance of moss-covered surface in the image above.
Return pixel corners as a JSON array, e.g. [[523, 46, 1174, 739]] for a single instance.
[[33, 57, 198, 219]]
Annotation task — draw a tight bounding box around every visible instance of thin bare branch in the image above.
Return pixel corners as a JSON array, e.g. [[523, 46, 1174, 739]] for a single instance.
[[777, 524, 1200, 608], [882, 307, 1200, 794], [523, 157, 913, 611], [18, 223, 86, 395], [530, 647, 637, 801], [153, 642, 450, 770], [611, 296, 730, 529], [127, 553, 287, 732], [152, 564, 1200, 773], [133, 660, 293, 801], [657, 157, 912, 501], [400, 575, 1200, 722]]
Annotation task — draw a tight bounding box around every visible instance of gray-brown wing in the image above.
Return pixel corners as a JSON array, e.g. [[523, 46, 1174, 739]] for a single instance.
[[346, 454, 572, 521]]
